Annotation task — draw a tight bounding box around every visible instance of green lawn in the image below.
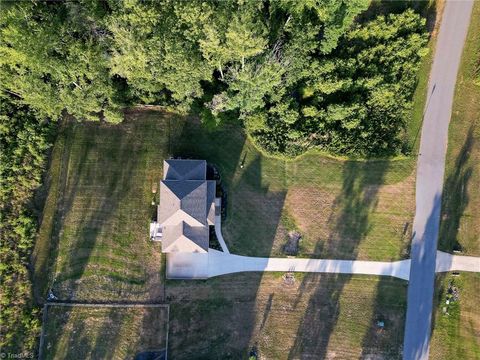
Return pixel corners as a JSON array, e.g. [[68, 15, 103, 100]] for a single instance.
[[40, 305, 168, 360], [167, 273, 407, 359], [176, 121, 416, 261], [430, 273, 480, 360], [439, 1, 480, 256], [35, 107, 416, 304], [35, 110, 170, 302]]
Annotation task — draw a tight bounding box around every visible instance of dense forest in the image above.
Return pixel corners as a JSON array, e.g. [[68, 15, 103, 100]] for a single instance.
[[1, 0, 429, 156], [0, 0, 432, 353]]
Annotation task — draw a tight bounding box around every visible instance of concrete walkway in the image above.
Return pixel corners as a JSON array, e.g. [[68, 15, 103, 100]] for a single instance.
[[214, 198, 230, 253], [403, 1, 474, 359]]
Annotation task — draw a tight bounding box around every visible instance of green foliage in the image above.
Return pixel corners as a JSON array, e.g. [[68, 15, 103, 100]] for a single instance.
[[0, 0, 431, 352], [0, 1, 122, 122], [249, 9, 428, 156], [0, 96, 53, 352], [0, 1, 429, 156]]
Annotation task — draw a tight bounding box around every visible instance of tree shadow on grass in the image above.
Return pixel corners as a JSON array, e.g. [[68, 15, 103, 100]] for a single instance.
[[43, 306, 149, 360], [43, 111, 176, 357], [53, 122, 137, 299], [360, 255, 409, 358], [43, 123, 137, 358], [288, 160, 390, 359], [438, 125, 475, 253]]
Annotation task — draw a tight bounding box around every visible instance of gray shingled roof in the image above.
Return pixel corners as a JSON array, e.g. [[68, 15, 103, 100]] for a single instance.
[[162, 222, 208, 253], [159, 159, 215, 253], [163, 159, 206, 180], [159, 180, 207, 226]]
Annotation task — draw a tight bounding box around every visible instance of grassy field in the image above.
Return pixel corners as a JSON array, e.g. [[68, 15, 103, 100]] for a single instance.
[[34, 108, 416, 305], [439, 1, 480, 256], [167, 273, 407, 359], [34, 110, 171, 302], [430, 273, 480, 359], [40, 305, 168, 360], [175, 121, 416, 261]]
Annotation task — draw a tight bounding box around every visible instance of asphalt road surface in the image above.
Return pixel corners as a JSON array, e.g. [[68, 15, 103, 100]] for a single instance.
[[403, 1, 474, 359]]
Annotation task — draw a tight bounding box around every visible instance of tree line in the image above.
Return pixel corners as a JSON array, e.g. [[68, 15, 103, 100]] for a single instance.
[[1, 0, 428, 156], [0, 95, 52, 353]]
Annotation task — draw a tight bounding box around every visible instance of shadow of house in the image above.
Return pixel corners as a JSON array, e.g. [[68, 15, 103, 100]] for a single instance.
[[288, 160, 390, 359]]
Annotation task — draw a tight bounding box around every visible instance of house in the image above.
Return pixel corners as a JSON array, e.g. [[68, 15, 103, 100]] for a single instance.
[[154, 159, 216, 253]]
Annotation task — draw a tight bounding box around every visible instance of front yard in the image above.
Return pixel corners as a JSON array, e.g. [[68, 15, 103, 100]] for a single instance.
[[175, 118, 416, 261], [167, 273, 407, 359]]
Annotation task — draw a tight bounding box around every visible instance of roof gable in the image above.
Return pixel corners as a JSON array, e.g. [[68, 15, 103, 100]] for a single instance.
[[162, 222, 208, 253], [159, 180, 207, 226], [164, 159, 206, 180]]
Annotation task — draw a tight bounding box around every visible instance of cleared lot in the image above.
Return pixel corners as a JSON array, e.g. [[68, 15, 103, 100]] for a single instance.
[[35, 108, 416, 304]]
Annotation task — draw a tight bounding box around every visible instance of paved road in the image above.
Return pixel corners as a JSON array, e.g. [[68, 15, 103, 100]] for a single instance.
[[403, 1, 474, 359]]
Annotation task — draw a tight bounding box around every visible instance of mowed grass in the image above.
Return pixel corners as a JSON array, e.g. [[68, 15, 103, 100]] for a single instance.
[[430, 5, 480, 359], [37, 110, 172, 301], [430, 273, 480, 359], [37, 107, 416, 303], [439, 1, 480, 256], [175, 123, 416, 261], [40, 305, 168, 360], [167, 273, 407, 359]]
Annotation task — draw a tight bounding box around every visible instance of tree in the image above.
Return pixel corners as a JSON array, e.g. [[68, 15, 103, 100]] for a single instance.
[[247, 9, 428, 156], [0, 1, 122, 122]]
